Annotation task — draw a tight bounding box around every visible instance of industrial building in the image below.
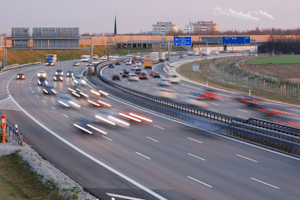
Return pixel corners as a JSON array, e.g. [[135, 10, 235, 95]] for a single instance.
[[152, 22, 178, 35]]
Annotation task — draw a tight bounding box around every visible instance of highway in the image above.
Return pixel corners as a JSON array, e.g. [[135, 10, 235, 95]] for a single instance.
[[0, 59, 300, 200]]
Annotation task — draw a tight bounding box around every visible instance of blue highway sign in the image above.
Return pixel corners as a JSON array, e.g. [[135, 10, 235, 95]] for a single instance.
[[222, 36, 251, 45], [174, 37, 192, 47]]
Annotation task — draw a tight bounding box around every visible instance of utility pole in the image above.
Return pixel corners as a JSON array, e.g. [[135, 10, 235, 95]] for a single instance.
[[206, 42, 208, 59], [107, 41, 109, 61], [4, 36, 7, 67], [168, 40, 170, 63], [90, 37, 93, 64]]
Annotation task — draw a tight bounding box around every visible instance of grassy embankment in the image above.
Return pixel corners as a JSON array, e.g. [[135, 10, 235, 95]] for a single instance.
[[0, 45, 185, 67], [0, 150, 66, 200], [177, 55, 300, 105]]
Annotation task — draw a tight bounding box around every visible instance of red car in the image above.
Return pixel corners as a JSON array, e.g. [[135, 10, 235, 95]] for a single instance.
[[139, 72, 149, 79], [179, 56, 184, 59], [16, 73, 25, 79], [150, 71, 160, 78]]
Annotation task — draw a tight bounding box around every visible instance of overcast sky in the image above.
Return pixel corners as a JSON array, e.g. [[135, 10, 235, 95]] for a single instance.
[[1, 0, 299, 35]]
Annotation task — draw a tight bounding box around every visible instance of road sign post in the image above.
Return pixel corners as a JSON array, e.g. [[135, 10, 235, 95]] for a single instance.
[[1, 115, 6, 143], [174, 37, 192, 47]]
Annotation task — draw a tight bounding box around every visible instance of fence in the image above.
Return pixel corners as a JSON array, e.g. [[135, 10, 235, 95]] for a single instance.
[[84, 61, 300, 156], [1, 123, 23, 146], [0, 62, 42, 73]]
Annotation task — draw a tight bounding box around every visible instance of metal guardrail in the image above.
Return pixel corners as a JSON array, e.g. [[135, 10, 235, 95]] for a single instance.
[[85, 62, 300, 156], [2, 123, 23, 146], [0, 62, 42, 73]]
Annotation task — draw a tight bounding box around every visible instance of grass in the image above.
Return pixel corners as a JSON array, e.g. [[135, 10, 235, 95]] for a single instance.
[[0, 150, 65, 200], [246, 55, 300, 64]]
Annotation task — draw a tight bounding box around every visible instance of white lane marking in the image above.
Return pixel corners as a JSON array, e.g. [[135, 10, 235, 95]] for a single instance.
[[42, 100, 46, 103], [8, 94, 167, 200], [30, 87, 32, 89], [32, 91, 34, 93], [236, 154, 258, 162], [102, 135, 113, 141], [211, 103, 219, 106], [135, 152, 151, 160], [237, 109, 248, 112], [106, 193, 145, 200], [63, 114, 68, 118], [82, 107, 88, 110], [36, 95, 39, 98], [143, 89, 147, 91], [85, 76, 300, 162], [188, 137, 203, 144], [145, 83, 149, 85], [135, 86, 138, 88], [208, 108, 218, 112], [187, 153, 206, 161], [146, 136, 159, 143], [187, 176, 212, 188], [154, 125, 165, 130], [237, 115, 248, 119], [250, 178, 280, 189], [51, 106, 56, 110]]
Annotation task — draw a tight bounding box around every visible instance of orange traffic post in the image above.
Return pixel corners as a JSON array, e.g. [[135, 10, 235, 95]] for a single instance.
[[1, 115, 7, 143]]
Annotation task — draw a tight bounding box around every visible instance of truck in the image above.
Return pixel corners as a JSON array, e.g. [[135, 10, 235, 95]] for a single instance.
[[150, 52, 159, 63], [81, 55, 91, 62], [201, 48, 211, 56], [144, 58, 153, 69], [159, 52, 166, 62], [45, 54, 57, 66]]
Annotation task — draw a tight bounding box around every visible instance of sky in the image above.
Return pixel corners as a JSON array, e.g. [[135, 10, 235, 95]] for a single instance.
[[1, 0, 299, 35]]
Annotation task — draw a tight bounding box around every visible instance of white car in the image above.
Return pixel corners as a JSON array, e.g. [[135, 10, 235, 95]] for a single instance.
[[135, 61, 141, 66], [37, 71, 47, 78], [73, 75, 87, 86], [126, 60, 132, 65], [128, 75, 140, 81], [131, 65, 138, 71], [167, 74, 181, 83]]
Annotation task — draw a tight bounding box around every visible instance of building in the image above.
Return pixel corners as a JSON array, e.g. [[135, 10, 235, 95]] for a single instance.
[[152, 22, 178, 35], [184, 21, 219, 33], [10, 27, 31, 49]]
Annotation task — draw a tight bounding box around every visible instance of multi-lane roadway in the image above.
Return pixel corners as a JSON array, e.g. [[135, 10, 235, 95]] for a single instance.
[[0, 58, 299, 200]]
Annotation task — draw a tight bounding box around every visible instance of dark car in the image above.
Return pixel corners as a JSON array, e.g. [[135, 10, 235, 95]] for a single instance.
[[108, 63, 114, 68], [135, 69, 142, 74], [66, 71, 74, 77], [53, 74, 63, 81], [43, 85, 57, 95], [122, 71, 131, 78], [139, 72, 149, 79], [112, 74, 121, 80], [16, 73, 25, 80], [115, 61, 121, 65], [37, 78, 48, 86], [150, 71, 160, 78]]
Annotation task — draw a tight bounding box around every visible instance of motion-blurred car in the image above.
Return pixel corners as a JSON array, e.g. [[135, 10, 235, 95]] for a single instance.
[[37, 71, 47, 78], [74, 119, 107, 135], [150, 71, 161, 78], [108, 63, 114, 68], [118, 111, 153, 123], [55, 69, 63, 76], [167, 74, 181, 83], [95, 108, 130, 128], [156, 88, 177, 99], [16, 73, 25, 80], [233, 94, 269, 109], [131, 65, 138, 71], [181, 95, 209, 108], [73, 61, 80, 66], [179, 55, 184, 59], [122, 70, 131, 78], [128, 75, 140, 81], [37, 78, 48, 86], [190, 91, 222, 100], [112, 74, 121, 80], [73, 75, 87, 86], [139, 72, 149, 79], [87, 97, 111, 107], [66, 71, 74, 77], [135, 69, 142, 74], [53, 74, 63, 81], [158, 79, 171, 86], [135, 61, 142, 66], [57, 94, 81, 109], [43, 85, 57, 95], [68, 86, 89, 98]]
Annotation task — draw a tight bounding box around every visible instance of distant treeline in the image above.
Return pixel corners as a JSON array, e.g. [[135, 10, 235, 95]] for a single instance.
[[258, 36, 300, 54]]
